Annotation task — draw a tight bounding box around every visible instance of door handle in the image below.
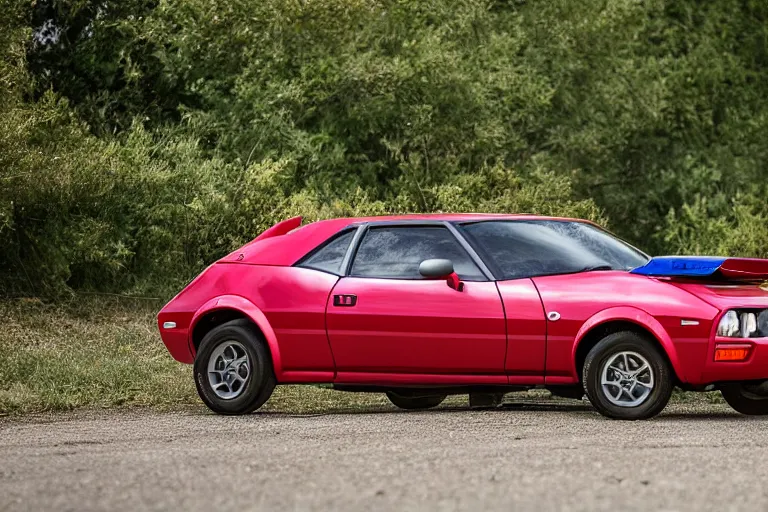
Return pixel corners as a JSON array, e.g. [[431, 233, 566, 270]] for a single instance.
[[333, 294, 357, 307]]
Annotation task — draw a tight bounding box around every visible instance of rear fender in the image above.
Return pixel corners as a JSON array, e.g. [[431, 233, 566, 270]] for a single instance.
[[189, 295, 283, 377], [572, 306, 686, 382]]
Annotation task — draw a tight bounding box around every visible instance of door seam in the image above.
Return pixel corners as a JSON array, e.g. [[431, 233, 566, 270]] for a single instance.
[[324, 277, 342, 379], [494, 282, 510, 378], [529, 278, 549, 381]]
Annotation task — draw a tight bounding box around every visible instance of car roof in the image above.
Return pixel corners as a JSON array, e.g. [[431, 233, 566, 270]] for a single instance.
[[315, 212, 583, 223], [220, 213, 594, 266]]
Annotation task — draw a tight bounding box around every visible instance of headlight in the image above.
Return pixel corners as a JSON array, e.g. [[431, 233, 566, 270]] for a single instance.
[[759, 310, 768, 337], [717, 309, 767, 338], [717, 311, 740, 337]]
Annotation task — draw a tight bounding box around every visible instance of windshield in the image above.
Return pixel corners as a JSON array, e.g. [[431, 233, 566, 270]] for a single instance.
[[460, 220, 650, 280]]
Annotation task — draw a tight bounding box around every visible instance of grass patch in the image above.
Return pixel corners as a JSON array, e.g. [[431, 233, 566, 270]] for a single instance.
[[672, 388, 725, 404], [0, 297, 464, 416], [0, 297, 196, 414], [0, 297, 726, 416]]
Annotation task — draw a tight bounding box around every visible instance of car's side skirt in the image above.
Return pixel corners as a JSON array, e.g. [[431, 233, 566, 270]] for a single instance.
[[276, 371, 548, 386], [335, 372, 514, 386], [278, 371, 335, 383]]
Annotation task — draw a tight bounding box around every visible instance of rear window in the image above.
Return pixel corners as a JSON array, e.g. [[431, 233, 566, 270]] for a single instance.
[[297, 230, 355, 275]]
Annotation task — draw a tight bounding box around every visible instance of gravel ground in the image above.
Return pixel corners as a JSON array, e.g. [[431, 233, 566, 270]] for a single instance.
[[1, 400, 767, 512]]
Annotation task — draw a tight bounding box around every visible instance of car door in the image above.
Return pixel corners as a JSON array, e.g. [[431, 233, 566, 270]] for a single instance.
[[325, 223, 508, 376], [457, 221, 549, 380]]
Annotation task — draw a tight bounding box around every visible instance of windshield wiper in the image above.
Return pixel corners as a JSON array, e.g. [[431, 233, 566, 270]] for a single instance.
[[577, 264, 614, 272]]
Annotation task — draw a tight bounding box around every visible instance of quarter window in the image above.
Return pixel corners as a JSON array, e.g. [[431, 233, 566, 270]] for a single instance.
[[298, 229, 355, 275], [350, 226, 484, 280]]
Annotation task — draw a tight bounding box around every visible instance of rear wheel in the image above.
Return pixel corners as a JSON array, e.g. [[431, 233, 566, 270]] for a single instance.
[[582, 331, 673, 420], [720, 384, 768, 415], [386, 391, 446, 410], [194, 319, 276, 415]]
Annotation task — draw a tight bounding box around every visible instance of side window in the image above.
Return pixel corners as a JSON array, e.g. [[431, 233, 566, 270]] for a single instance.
[[350, 226, 484, 280], [298, 229, 355, 275], [462, 222, 546, 279]]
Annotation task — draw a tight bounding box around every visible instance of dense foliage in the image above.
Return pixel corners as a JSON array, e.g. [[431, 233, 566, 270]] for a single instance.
[[2, 0, 767, 297]]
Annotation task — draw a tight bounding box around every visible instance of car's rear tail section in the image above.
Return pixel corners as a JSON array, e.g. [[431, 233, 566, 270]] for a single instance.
[[157, 216, 355, 362]]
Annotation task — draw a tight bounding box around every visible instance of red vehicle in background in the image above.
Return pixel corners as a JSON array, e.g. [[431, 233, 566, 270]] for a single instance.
[[158, 214, 768, 420]]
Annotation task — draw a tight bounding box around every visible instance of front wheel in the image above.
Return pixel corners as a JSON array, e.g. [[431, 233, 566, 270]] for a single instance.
[[582, 331, 673, 420], [720, 383, 768, 415], [386, 391, 446, 410]]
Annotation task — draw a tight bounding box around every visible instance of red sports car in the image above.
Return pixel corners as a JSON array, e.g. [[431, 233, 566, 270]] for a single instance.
[[157, 214, 768, 420]]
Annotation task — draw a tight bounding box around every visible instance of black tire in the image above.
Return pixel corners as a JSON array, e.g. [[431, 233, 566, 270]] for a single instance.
[[720, 384, 768, 415], [386, 391, 446, 410], [193, 319, 276, 415], [582, 331, 673, 420]]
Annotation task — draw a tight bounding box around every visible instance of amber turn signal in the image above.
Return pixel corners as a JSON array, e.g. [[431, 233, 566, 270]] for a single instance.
[[714, 344, 752, 362]]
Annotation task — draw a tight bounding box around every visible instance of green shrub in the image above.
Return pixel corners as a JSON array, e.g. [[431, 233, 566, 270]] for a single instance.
[[2, 0, 768, 297]]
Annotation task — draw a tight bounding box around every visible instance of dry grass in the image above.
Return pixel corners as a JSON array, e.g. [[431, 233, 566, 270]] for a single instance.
[[0, 297, 723, 416]]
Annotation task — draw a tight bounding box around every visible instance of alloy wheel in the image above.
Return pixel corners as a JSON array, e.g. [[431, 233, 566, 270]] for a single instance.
[[600, 351, 654, 407], [207, 341, 252, 400]]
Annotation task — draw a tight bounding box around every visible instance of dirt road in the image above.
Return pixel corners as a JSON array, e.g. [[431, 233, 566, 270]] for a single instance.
[[1, 400, 767, 511]]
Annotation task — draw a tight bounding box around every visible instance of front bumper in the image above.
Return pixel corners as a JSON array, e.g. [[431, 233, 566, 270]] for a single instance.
[[699, 336, 768, 384]]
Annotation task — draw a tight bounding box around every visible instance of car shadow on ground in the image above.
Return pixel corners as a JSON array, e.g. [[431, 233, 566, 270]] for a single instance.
[[500, 401, 594, 412], [237, 401, 764, 421], [656, 411, 761, 421], [248, 400, 596, 418]]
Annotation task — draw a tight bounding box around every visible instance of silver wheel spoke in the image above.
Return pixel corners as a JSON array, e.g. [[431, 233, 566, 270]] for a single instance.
[[207, 341, 253, 400], [632, 364, 648, 378], [211, 378, 229, 391], [600, 351, 654, 408]]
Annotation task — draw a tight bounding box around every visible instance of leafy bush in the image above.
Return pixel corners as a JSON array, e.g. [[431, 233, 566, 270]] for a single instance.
[[2, 0, 767, 297]]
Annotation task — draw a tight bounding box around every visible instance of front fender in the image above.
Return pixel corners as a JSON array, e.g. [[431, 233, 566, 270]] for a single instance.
[[571, 306, 686, 382], [189, 295, 283, 376]]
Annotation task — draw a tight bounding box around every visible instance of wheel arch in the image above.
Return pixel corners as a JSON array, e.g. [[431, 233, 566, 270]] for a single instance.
[[188, 295, 283, 376], [572, 307, 685, 383]]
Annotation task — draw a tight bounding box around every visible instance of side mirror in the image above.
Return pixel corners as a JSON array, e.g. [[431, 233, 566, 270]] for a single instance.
[[419, 259, 454, 278], [418, 259, 465, 292]]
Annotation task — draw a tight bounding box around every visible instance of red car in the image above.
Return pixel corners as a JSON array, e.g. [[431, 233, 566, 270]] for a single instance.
[[157, 214, 768, 420]]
